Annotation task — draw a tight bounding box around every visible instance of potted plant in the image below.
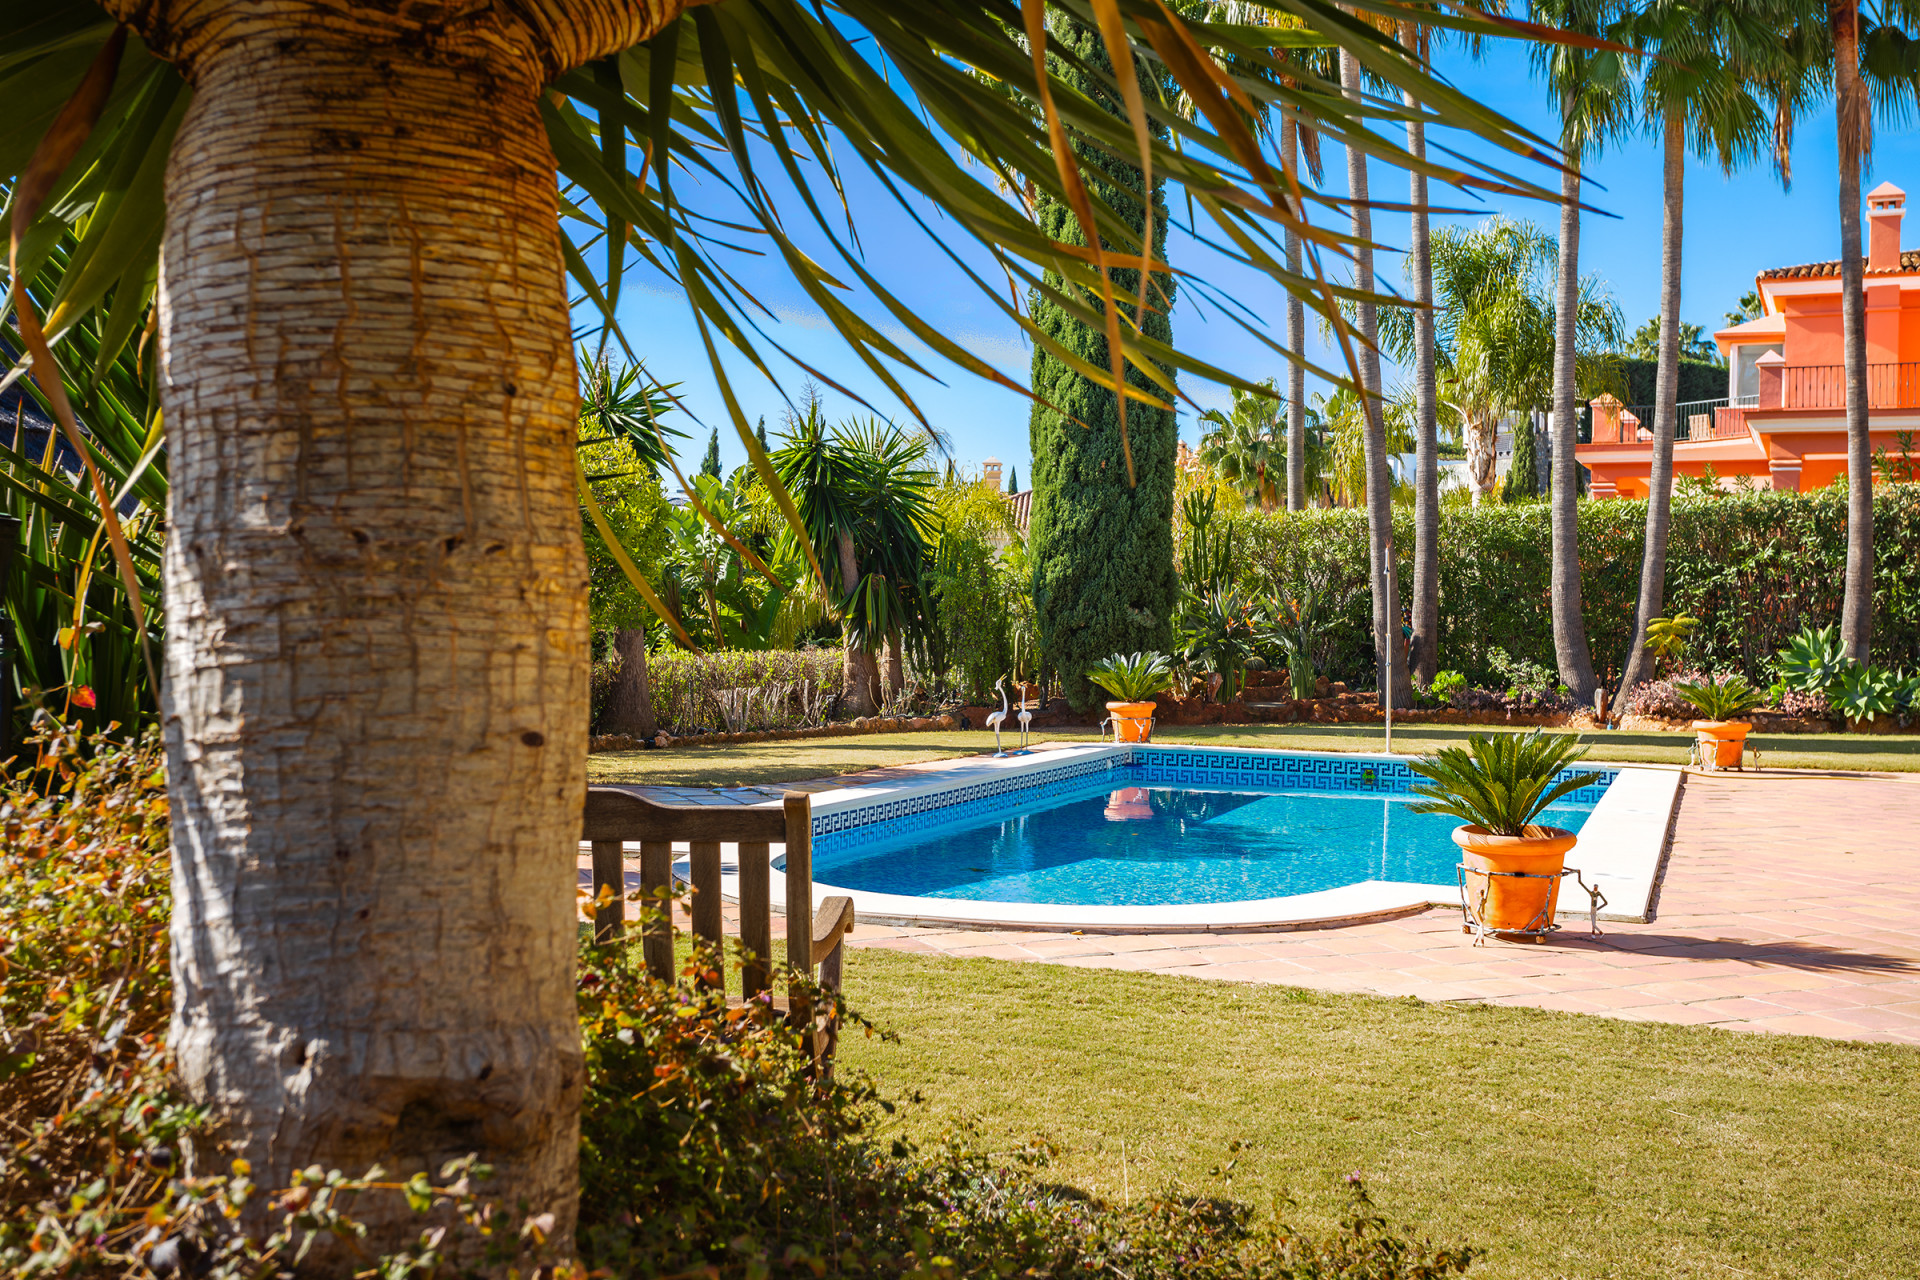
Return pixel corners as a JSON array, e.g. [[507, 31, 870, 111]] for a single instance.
[[1086, 651, 1176, 743], [1672, 674, 1763, 768], [1408, 731, 1596, 935]]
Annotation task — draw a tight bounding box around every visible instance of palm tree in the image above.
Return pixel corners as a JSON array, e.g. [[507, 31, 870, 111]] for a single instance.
[[1340, 45, 1412, 708], [1380, 218, 1622, 505], [1532, 0, 1637, 707], [1402, 19, 1442, 688], [1284, 109, 1311, 512], [1199, 382, 1286, 510], [2, 0, 1593, 1254], [1615, 0, 1775, 707]]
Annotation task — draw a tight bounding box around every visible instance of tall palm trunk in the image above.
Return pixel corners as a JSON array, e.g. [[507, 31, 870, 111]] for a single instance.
[[1549, 123, 1599, 705], [1405, 53, 1440, 690], [602, 629, 658, 738], [1835, 0, 1874, 662], [1341, 49, 1411, 708], [125, 2, 688, 1254], [839, 531, 880, 714], [1283, 112, 1308, 512], [886, 632, 905, 705], [1618, 115, 1686, 706]]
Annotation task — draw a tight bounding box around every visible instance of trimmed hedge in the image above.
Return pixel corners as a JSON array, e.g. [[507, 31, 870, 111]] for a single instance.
[[1225, 487, 1920, 689]]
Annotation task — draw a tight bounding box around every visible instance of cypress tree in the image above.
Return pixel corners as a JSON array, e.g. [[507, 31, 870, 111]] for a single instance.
[[755, 415, 770, 455], [1027, 18, 1177, 711], [701, 427, 722, 478], [1007, 463, 1020, 494], [1503, 416, 1540, 501]]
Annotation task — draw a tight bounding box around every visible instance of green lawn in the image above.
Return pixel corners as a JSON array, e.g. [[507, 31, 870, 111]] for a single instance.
[[586, 721, 1920, 788], [838, 948, 1920, 1280]]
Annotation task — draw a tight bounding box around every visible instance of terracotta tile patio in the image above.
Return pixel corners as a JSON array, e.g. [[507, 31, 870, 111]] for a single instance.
[[586, 764, 1920, 1046], [840, 768, 1920, 1045]]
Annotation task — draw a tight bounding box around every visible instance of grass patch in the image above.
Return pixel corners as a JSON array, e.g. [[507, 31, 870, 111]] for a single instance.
[[838, 948, 1920, 1280], [587, 723, 1920, 789]]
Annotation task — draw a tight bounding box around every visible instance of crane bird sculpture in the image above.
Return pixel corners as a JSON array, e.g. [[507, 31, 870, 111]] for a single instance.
[[986, 677, 1011, 757]]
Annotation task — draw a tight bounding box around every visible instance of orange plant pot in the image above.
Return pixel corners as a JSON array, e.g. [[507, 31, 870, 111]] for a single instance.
[[1106, 701, 1157, 743], [1452, 825, 1578, 934], [1104, 787, 1154, 821], [1691, 720, 1751, 770]]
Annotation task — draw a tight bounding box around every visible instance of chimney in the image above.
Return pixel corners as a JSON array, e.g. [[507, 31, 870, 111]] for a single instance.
[[1868, 181, 1905, 271], [982, 457, 1002, 492]]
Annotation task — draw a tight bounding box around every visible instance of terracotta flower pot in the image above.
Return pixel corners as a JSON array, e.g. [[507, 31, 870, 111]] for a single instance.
[[1106, 701, 1157, 743], [1103, 786, 1154, 821], [1453, 825, 1578, 934], [1691, 719, 1751, 769]]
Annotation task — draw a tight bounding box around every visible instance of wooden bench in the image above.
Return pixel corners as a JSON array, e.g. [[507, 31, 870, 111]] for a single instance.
[[581, 788, 854, 1049]]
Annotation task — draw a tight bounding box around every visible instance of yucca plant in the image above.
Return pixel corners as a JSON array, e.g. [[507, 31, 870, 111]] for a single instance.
[[1671, 674, 1763, 723], [1407, 731, 1596, 838], [1086, 651, 1176, 704]]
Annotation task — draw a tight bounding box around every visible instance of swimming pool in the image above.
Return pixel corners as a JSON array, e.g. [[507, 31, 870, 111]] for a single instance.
[[763, 743, 1655, 930], [809, 775, 1595, 907]]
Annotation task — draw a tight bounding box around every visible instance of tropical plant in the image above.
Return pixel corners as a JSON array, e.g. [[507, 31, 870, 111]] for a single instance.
[[1407, 730, 1596, 837], [1643, 613, 1700, 667], [926, 477, 1020, 703], [1828, 663, 1907, 724], [1085, 651, 1177, 704], [1770, 622, 1852, 700], [0, 0, 1607, 1254], [1428, 669, 1469, 707], [1318, 388, 1415, 509], [1263, 577, 1337, 700], [1176, 586, 1258, 700], [1672, 673, 1764, 721], [1197, 382, 1284, 512]]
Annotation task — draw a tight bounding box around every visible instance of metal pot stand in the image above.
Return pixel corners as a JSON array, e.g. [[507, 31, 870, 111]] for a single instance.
[[1457, 863, 1608, 946]]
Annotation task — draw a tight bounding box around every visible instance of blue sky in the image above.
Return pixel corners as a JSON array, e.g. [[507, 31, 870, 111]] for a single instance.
[[603, 37, 1920, 487]]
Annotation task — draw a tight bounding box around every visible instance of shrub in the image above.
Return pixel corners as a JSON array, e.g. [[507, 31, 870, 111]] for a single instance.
[[5, 735, 1478, 1279], [1221, 487, 1920, 689], [647, 648, 843, 734], [1086, 651, 1178, 703], [1427, 670, 1467, 707]]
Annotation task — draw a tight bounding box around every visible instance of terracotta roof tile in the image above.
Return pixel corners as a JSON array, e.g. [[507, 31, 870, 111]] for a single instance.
[[1006, 488, 1031, 532], [1759, 249, 1920, 280]]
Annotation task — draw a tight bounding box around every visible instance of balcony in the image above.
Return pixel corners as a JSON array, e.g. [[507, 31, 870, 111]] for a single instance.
[[1770, 362, 1920, 410], [1604, 398, 1751, 444]]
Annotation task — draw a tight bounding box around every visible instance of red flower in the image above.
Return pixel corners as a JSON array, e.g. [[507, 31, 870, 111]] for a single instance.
[[71, 686, 97, 710]]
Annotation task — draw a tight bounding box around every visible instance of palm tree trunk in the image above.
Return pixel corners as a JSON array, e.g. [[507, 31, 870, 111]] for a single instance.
[[1405, 66, 1440, 689], [1836, 0, 1875, 662], [839, 531, 880, 715], [131, 5, 698, 1256], [1283, 112, 1308, 513], [1341, 48, 1410, 709], [601, 628, 658, 738], [1618, 114, 1686, 706], [1549, 125, 1598, 705], [886, 631, 905, 705]]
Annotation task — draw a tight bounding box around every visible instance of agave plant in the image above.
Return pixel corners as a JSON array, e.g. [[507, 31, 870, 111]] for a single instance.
[[1771, 623, 1851, 700], [1671, 674, 1763, 723], [1086, 652, 1176, 704], [1828, 664, 1910, 726], [1407, 731, 1595, 838]]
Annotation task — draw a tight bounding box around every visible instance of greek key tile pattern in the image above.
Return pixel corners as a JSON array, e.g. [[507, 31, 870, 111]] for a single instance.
[[811, 747, 1617, 859]]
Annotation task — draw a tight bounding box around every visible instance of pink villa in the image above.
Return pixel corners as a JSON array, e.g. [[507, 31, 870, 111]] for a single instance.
[[1580, 181, 1920, 498]]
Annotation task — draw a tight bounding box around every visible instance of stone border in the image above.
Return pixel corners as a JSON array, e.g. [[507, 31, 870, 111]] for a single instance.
[[662, 741, 1680, 933]]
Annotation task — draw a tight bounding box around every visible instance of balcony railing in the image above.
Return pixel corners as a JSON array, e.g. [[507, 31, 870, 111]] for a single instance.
[[1774, 362, 1920, 410], [1616, 398, 1751, 442]]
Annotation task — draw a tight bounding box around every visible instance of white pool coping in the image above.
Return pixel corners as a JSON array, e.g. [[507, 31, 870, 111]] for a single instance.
[[656, 742, 1681, 933]]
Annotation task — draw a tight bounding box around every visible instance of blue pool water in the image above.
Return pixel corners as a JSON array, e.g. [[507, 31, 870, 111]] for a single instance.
[[808, 779, 1594, 906]]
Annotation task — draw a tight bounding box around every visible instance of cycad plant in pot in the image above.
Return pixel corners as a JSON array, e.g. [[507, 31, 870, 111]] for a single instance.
[[1086, 652, 1176, 743], [1672, 674, 1763, 769], [1408, 732, 1596, 934]]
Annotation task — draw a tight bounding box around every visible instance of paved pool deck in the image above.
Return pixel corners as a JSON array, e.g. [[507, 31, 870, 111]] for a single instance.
[[587, 756, 1920, 1046]]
